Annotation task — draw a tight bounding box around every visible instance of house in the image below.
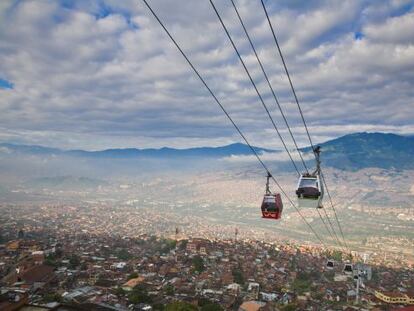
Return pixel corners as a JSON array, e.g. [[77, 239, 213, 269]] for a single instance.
[[238, 301, 265, 311], [19, 264, 55, 291], [374, 290, 414, 305], [122, 276, 145, 292], [0, 291, 29, 311]]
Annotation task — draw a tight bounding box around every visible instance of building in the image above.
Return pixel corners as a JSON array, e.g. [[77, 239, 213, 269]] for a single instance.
[[374, 290, 414, 305]]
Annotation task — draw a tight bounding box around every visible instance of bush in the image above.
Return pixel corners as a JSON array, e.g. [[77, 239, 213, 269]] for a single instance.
[[117, 249, 132, 260], [128, 272, 138, 280], [192, 255, 205, 273], [232, 268, 244, 285], [201, 303, 224, 311], [165, 301, 198, 311], [68, 254, 81, 269], [128, 284, 152, 304], [164, 284, 175, 296]]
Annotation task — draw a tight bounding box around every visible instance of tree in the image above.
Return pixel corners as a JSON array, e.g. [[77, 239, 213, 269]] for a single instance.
[[152, 303, 165, 310], [201, 303, 224, 311], [117, 249, 132, 260], [68, 254, 81, 269], [198, 298, 213, 307], [128, 291, 152, 304], [330, 250, 343, 261], [43, 293, 62, 303], [192, 255, 205, 273], [292, 272, 311, 294], [281, 304, 297, 311], [128, 283, 152, 304], [232, 267, 244, 285], [115, 287, 125, 297], [164, 284, 175, 296], [128, 272, 138, 280], [165, 301, 198, 311], [159, 238, 177, 254], [179, 239, 188, 250]]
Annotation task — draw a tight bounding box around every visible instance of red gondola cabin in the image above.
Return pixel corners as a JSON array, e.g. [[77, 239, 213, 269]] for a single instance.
[[261, 193, 283, 220]]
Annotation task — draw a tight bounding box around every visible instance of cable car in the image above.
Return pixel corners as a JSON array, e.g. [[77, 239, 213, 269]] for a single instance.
[[261, 173, 283, 220], [296, 174, 321, 199], [326, 259, 334, 269], [296, 146, 324, 209], [343, 263, 353, 274]]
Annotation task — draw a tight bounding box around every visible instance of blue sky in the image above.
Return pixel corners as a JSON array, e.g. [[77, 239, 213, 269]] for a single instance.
[[0, 0, 413, 150]]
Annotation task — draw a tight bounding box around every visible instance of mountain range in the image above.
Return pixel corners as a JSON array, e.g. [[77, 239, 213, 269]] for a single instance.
[[1, 132, 413, 170], [0, 142, 274, 158], [301, 132, 414, 170]]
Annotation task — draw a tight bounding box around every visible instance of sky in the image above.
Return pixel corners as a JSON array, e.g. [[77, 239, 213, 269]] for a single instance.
[[0, 0, 413, 151]]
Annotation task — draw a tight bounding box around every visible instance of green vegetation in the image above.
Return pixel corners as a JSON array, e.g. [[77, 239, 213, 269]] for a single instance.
[[280, 303, 297, 311], [159, 238, 177, 254], [68, 254, 81, 269], [43, 293, 62, 303], [117, 248, 132, 260], [192, 255, 205, 273], [164, 284, 175, 296], [330, 250, 343, 261], [44, 254, 58, 267], [292, 272, 312, 294], [128, 284, 152, 304], [232, 267, 244, 285], [114, 287, 125, 297], [152, 303, 166, 310], [165, 301, 198, 311], [201, 303, 224, 311], [128, 272, 138, 280], [179, 239, 188, 250]]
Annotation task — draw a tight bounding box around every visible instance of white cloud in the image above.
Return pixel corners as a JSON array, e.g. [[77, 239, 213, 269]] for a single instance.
[[0, 0, 413, 150]]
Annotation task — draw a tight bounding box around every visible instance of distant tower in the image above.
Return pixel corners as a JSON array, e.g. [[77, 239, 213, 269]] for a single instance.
[[175, 227, 179, 262], [18, 229, 25, 240], [234, 227, 238, 242], [175, 227, 179, 240]]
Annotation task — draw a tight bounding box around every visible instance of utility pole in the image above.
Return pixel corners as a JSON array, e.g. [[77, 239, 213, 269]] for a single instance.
[[355, 273, 360, 303], [175, 227, 179, 262]]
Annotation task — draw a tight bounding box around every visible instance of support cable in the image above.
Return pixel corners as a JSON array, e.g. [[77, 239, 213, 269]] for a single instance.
[[210, 0, 301, 176], [230, 0, 309, 174], [260, 0, 349, 252], [141, 0, 326, 248], [231, 0, 345, 249]]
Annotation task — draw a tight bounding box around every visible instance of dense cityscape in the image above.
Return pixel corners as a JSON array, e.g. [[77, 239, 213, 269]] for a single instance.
[[1, 201, 413, 311]]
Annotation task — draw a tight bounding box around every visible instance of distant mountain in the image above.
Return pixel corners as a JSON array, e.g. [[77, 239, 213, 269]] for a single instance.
[[302, 132, 414, 170], [1, 132, 413, 170], [0, 142, 275, 158]]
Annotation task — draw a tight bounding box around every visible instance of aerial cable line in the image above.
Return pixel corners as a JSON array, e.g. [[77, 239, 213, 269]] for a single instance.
[[231, 0, 342, 247], [230, 0, 309, 174], [319, 200, 345, 250], [260, 0, 315, 151], [260, 0, 349, 252], [229, 0, 345, 249], [315, 207, 340, 248], [141, 0, 326, 248], [209, 0, 301, 176], [321, 171, 349, 250]]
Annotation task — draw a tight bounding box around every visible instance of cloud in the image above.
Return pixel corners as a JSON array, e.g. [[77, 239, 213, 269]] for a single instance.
[[0, 0, 413, 150], [223, 150, 314, 164]]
